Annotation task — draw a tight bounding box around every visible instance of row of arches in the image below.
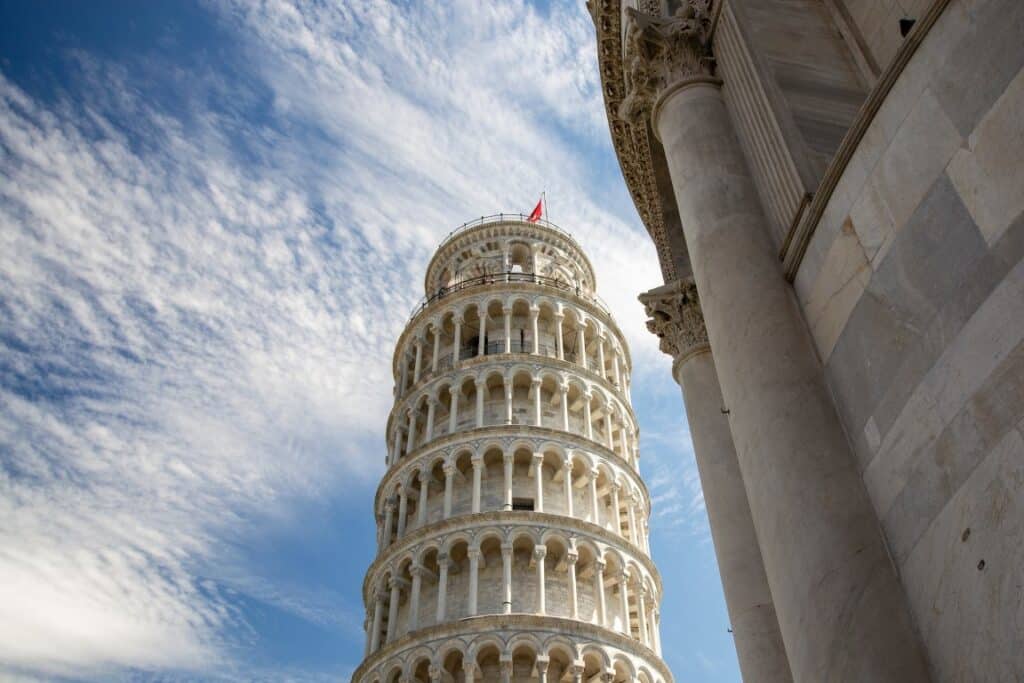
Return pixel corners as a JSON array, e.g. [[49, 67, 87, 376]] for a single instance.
[[388, 366, 638, 471], [359, 630, 666, 682], [377, 443, 650, 553], [366, 527, 661, 658], [395, 295, 630, 402]]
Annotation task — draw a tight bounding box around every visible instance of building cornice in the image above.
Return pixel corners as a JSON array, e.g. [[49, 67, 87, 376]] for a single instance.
[[353, 613, 673, 683], [590, 0, 722, 282], [387, 352, 638, 440], [375, 424, 651, 517], [392, 279, 633, 378], [363, 510, 662, 604]]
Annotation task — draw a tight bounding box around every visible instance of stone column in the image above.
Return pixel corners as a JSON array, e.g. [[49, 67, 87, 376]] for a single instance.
[[566, 550, 579, 619], [405, 410, 416, 455], [452, 318, 461, 366], [382, 499, 395, 549], [369, 591, 385, 653], [501, 543, 513, 614], [500, 660, 513, 683], [429, 666, 442, 683], [559, 384, 570, 431], [467, 548, 480, 615], [637, 582, 649, 646], [408, 564, 424, 631], [417, 477, 429, 527], [561, 459, 574, 517], [612, 352, 621, 388], [587, 468, 600, 524], [424, 399, 436, 442], [570, 664, 584, 683], [529, 307, 540, 354], [478, 309, 487, 357], [626, 8, 931, 681], [413, 340, 422, 383], [396, 485, 409, 538], [609, 483, 621, 537], [532, 453, 544, 512], [604, 412, 614, 450], [554, 312, 565, 360], [442, 463, 455, 519], [642, 277, 792, 683], [534, 546, 547, 614], [504, 378, 513, 424], [532, 377, 543, 426], [475, 379, 485, 427], [386, 576, 406, 643], [536, 657, 550, 683], [436, 554, 449, 622], [399, 356, 409, 395], [431, 323, 440, 373], [503, 305, 512, 353], [471, 454, 483, 513], [618, 571, 631, 637], [449, 390, 458, 433], [594, 560, 607, 627], [583, 393, 594, 440], [576, 326, 587, 369], [503, 452, 514, 511], [597, 333, 607, 378]]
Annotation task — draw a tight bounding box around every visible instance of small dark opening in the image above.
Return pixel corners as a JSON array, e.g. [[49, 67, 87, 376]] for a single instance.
[[899, 17, 916, 37], [512, 498, 535, 511]]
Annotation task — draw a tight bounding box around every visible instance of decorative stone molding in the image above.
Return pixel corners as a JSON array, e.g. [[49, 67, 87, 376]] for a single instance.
[[638, 278, 709, 366], [619, 2, 716, 125], [591, 1, 719, 282]]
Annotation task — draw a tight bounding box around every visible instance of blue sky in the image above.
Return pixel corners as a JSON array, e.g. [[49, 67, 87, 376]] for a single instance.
[[0, 1, 739, 680]]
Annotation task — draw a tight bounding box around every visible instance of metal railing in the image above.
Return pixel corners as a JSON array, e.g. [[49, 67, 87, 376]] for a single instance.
[[435, 213, 579, 252], [408, 271, 611, 322]]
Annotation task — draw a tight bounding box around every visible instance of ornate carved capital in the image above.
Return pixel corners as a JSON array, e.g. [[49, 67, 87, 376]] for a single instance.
[[639, 277, 709, 365]]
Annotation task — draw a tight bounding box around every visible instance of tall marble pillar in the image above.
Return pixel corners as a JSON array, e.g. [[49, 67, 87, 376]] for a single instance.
[[640, 278, 791, 683], [621, 6, 931, 682]]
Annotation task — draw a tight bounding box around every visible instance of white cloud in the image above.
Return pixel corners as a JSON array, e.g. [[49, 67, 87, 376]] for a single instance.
[[0, 0, 667, 678]]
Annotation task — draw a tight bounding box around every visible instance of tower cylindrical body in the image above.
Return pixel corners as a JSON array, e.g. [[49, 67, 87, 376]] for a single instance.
[[355, 216, 671, 683]]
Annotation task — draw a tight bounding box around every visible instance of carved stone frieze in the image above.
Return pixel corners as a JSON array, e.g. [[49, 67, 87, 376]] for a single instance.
[[590, 0, 718, 283], [590, 0, 676, 281], [638, 278, 709, 365]]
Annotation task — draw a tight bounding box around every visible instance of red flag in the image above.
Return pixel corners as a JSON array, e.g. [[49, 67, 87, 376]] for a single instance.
[[526, 198, 543, 223]]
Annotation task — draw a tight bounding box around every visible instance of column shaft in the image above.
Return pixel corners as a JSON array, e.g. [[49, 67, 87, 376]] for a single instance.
[[655, 79, 929, 682], [676, 349, 792, 683]]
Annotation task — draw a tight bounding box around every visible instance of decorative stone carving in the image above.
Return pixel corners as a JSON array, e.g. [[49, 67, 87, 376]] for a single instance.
[[639, 277, 709, 364]]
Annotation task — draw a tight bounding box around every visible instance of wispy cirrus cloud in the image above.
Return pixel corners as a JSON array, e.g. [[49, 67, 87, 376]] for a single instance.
[[0, 0, 669, 679]]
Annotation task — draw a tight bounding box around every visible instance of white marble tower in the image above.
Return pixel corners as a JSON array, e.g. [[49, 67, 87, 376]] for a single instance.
[[353, 215, 671, 683]]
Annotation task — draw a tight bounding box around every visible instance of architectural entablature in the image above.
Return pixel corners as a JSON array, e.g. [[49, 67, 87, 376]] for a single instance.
[[387, 355, 637, 439], [374, 429, 651, 520], [363, 510, 662, 604], [393, 279, 632, 378], [352, 613, 671, 683]]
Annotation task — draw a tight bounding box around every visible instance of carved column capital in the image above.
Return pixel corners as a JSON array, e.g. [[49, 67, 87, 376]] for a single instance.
[[619, 2, 716, 125], [639, 277, 710, 366]]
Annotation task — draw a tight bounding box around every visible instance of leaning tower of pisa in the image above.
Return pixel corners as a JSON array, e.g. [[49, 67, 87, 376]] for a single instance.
[[354, 215, 671, 683]]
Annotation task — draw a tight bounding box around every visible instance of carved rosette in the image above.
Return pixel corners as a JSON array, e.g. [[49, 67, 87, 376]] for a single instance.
[[639, 278, 709, 366]]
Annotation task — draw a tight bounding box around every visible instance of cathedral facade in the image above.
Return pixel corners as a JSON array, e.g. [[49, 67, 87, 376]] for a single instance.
[[590, 0, 1024, 681]]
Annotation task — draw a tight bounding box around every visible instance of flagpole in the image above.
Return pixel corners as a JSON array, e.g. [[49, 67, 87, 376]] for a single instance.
[[542, 190, 547, 224]]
